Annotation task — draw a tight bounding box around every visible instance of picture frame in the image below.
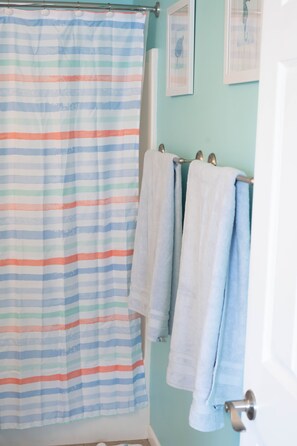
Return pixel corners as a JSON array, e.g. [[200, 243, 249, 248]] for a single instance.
[[224, 0, 262, 84], [166, 0, 195, 96]]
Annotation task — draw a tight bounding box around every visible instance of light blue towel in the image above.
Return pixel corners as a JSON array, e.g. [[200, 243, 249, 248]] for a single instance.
[[128, 149, 182, 341], [189, 179, 250, 431], [167, 161, 250, 432]]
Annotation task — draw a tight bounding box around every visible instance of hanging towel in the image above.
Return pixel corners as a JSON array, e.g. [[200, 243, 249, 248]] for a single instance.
[[189, 179, 250, 431], [167, 161, 250, 432], [128, 149, 182, 341]]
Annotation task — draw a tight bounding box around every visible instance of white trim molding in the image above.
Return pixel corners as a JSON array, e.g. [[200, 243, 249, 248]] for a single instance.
[[148, 425, 161, 446]]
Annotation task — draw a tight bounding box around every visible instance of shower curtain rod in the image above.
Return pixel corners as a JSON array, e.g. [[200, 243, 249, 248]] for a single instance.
[[0, 0, 160, 16]]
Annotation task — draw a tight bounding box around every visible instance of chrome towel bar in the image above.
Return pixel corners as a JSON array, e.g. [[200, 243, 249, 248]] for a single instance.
[[158, 144, 254, 185]]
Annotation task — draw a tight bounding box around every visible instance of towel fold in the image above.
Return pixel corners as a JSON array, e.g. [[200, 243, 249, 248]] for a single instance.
[[128, 149, 182, 341], [167, 161, 250, 432]]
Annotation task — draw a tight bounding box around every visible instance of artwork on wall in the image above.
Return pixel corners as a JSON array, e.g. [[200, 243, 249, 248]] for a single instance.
[[224, 0, 262, 84], [166, 0, 195, 96]]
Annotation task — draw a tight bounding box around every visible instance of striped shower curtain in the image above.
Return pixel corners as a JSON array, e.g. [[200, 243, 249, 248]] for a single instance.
[[0, 9, 147, 428]]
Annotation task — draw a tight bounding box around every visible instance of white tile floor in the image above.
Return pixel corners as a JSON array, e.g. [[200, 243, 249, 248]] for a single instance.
[[87, 441, 150, 446], [59, 440, 150, 446]]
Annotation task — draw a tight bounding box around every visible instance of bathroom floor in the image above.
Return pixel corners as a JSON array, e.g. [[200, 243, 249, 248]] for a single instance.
[[60, 440, 150, 446], [88, 441, 150, 446]]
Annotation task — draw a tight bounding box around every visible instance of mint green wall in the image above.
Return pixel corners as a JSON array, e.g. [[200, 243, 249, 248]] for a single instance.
[[147, 0, 257, 176], [146, 1, 259, 445]]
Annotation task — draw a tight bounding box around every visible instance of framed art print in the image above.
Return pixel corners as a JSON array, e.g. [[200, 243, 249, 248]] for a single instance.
[[166, 0, 195, 96], [224, 0, 262, 84]]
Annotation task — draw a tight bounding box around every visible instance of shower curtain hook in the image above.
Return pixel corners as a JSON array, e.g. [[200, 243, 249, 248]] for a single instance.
[[75, 2, 83, 17], [41, 0, 50, 16], [6, 0, 13, 15], [106, 3, 113, 17]]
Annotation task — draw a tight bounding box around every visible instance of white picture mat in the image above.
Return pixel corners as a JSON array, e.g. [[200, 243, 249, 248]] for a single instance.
[[166, 0, 195, 96], [224, 0, 262, 84]]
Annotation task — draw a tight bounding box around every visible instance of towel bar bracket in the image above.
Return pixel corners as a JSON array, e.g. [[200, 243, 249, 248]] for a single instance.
[[207, 153, 217, 166]]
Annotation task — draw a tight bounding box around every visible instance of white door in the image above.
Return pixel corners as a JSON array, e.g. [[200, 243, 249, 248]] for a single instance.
[[240, 1, 297, 445]]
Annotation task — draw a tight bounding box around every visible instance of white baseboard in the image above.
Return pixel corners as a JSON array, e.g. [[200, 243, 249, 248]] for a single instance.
[[148, 425, 161, 446]]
